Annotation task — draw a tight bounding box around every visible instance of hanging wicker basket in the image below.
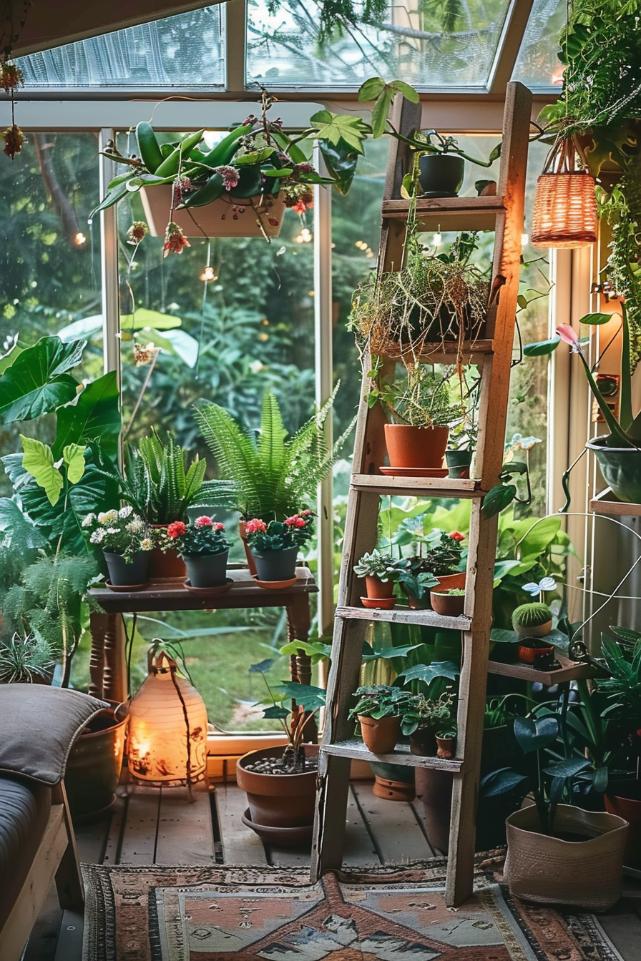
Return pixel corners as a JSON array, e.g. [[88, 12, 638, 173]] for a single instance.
[[531, 136, 597, 249]]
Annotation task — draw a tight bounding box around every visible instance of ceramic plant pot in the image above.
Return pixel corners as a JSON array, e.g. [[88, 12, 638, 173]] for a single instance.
[[384, 424, 449, 470], [434, 571, 466, 592], [184, 550, 229, 588], [504, 803, 628, 911], [141, 185, 286, 238], [363, 574, 395, 609], [409, 727, 436, 757], [358, 714, 400, 754], [517, 637, 555, 664], [605, 779, 641, 869], [149, 524, 186, 580], [418, 154, 465, 198], [445, 449, 473, 479], [253, 546, 298, 582], [103, 550, 150, 587], [430, 590, 465, 617], [587, 435, 641, 504], [436, 735, 456, 759], [65, 703, 128, 819], [236, 745, 318, 833], [371, 762, 415, 801]]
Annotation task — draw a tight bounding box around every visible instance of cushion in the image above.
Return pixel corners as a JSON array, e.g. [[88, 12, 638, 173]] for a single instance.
[[0, 775, 51, 928], [0, 685, 108, 784]]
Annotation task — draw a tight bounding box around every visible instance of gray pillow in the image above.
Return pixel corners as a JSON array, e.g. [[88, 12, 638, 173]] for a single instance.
[[0, 685, 109, 784]]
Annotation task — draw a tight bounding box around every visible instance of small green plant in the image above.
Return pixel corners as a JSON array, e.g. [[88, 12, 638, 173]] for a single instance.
[[397, 567, 438, 603], [348, 684, 410, 720], [399, 692, 455, 737], [438, 587, 466, 597], [512, 602, 553, 632], [421, 529, 464, 576], [353, 549, 400, 582], [0, 631, 55, 684], [369, 365, 464, 429]]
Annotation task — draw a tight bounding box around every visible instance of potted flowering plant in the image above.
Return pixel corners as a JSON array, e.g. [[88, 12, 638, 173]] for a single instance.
[[83, 507, 154, 589], [353, 549, 401, 609], [164, 516, 230, 589], [244, 512, 313, 585]]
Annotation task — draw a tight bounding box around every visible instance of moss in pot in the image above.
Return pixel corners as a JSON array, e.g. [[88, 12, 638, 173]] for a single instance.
[[348, 685, 410, 754], [236, 660, 325, 840]]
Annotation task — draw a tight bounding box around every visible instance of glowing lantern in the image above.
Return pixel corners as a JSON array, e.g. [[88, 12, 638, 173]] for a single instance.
[[531, 136, 597, 249], [128, 643, 208, 786]]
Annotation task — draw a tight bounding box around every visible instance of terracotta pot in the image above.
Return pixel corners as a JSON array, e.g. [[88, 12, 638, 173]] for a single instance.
[[517, 638, 555, 664], [436, 735, 456, 759], [238, 520, 257, 576], [372, 774, 415, 801], [434, 571, 466, 592], [504, 803, 628, 910], [430, 590, 465, 617], [365, 575, 395, 600], [149, 524, 186, 580], [236, 745, 318, 829], [141, 184, 285, 238], [384, 424, 449, 470], [65, 703, 128, 820], [514, 620, 552, 639], [409, 727, 436, 757], [358, 714, 400, 754], [605, 780, 641, 869]]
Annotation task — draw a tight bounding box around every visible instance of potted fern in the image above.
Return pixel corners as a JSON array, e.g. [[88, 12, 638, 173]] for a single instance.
[[244, 513, 313, 586], [119, 431, 218, 579]]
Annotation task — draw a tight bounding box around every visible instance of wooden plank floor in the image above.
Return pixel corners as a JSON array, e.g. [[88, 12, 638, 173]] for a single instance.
[[25, 780, 641, 960]]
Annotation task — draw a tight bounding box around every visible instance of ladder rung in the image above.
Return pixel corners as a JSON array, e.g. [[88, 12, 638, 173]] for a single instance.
[[351, 474, 484, 498], [383, 196, 505, 232], [374, 339, 495, 362], [337, 605, 472, 631], [322, 738, 463, 772]]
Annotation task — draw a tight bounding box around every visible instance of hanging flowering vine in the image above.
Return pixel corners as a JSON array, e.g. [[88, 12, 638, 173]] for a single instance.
[[1, 1, 31, 159]]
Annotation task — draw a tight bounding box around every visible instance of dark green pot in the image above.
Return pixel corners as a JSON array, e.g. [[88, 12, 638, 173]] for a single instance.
[[587, 435, 641, 503], [445, 449, 473, 479], [418, 154, 465, 197], [184, 549, 228, 587]]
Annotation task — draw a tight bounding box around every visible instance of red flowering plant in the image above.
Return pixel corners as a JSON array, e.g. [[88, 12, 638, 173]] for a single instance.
[[245, 512, 314, 554], [165, 516, 229, 558]]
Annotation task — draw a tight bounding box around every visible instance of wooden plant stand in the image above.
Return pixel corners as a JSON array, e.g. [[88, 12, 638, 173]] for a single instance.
[[311, 82, 534, 905], [88, 566, 318, 739]]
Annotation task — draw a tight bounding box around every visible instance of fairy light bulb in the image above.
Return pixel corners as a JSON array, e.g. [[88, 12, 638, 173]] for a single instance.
[[433, 232, 443, 247], [199, 265, 218, 283], [73, 231, 87, 247]]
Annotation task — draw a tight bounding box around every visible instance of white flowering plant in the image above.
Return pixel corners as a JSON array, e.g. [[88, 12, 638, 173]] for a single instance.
[[82, 507, 155, 562]]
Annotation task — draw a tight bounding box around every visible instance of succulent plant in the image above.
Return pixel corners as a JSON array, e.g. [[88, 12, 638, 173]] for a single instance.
[[512, 602, 553, 637]]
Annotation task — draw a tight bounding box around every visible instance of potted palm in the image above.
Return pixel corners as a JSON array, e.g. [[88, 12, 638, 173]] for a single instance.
[[164, 516, 230, 590], [244, 512, 313, 586], [83, 507, 154, 589], [399, 692, 455, 757], [236, 658, 324, 844], [353, 549, 401, 609], [349, 685, 409, 754]]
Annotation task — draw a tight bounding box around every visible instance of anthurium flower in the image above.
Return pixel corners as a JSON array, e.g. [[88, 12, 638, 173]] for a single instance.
[[556, 324, 579, 346]]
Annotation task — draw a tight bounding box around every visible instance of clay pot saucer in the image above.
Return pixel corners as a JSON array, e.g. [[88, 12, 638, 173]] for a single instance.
[[379, 466, 448, 477], [241, 808, 313, 847], [105, 581, 148, 593], [361, 596, 396, 610], [253, 575, 298, 591], [183, 577, 233, 595]]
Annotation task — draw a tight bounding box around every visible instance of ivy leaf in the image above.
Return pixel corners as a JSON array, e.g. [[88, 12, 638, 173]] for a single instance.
[[389, 80, 420, 103], [63, 444, 86, 485], [249, 658, 274, 674], [20, 436, 63, 506], [523, 335, 560, 357]]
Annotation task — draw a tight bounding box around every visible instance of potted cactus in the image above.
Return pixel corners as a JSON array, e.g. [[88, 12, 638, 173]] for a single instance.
[[512, 602, 553, 638]]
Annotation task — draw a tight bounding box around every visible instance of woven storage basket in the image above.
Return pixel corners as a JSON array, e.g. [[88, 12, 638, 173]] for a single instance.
[[531, 136, 597, 248], [504, 802, 628, 911]]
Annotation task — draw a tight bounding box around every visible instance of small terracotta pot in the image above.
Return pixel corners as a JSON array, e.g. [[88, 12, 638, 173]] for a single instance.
[[365, 575, 395, 600], [372, 774, 415, 801], [434, 571, 466, 592], [149, 524, 186, 580], [384, 424, 449, 470], [436, 735, 456, 759], [239, 519, 257, 576], [358, 714, 400, 754], [430, 590, 465, 617], [517, 638, 555, 664], [409, 727, 436, 757]]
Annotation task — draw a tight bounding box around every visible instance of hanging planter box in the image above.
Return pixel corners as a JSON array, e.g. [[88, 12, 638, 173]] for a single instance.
[[140, 185, 286, 239]]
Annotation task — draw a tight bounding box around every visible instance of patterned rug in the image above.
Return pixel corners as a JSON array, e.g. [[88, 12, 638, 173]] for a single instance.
[[82, 859, 624, 961]]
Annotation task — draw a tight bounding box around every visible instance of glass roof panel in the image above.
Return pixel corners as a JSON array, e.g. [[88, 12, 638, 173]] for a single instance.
[[511, 0, 565, 89], [17, 6, 224, 87], [247, 0, 512, 89]]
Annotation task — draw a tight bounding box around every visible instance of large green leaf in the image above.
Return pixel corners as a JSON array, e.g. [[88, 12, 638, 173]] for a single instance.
[[0, 497, 46, 548], [0, 336, 84, 424], [63, 444, 86, 484], [53, 371, 121, 459], [20, 436, 63, 506]]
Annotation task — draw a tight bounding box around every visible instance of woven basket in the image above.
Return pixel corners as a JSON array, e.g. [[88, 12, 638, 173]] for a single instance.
[[531, 136, 597, 248]]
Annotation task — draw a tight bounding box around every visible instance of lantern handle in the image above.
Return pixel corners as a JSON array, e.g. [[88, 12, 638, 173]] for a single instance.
[[147, 642, 178, 675]]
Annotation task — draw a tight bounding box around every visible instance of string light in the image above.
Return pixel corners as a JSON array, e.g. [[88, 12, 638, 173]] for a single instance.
[[199, 264, 219, 283], [294, 227, 312, 244], [73, 231, 87, 247]]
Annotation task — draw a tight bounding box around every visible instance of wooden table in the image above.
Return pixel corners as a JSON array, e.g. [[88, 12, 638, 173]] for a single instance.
[[88, 566, 318, 727]]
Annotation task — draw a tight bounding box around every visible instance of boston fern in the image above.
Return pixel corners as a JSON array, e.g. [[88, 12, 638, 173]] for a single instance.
[[194, 389, 353, 519], [119, 431, 225, 524]]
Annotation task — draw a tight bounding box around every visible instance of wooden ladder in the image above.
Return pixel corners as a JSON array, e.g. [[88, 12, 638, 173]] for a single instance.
[[310, 81, 532, 906]]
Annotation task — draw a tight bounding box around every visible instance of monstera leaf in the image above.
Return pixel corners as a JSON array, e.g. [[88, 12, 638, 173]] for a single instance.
[[0, 336, 84, 424]]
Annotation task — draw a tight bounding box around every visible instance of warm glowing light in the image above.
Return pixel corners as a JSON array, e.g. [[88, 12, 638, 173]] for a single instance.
[[294, 227, 313, 244], [73, 231, 87, 247], [199, 264, 218, 283], [433, 232, 442, 247], [521, 233, 529, 247], [128, 646, 208, 787]]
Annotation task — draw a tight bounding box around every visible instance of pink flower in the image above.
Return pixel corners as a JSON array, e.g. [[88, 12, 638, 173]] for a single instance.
[[163, 222, 191, 258], [448, 531, 465, 542], [557, 324, 579, 346], [284, 515, 306, 528], [245, 518, 267, 534], [214, 522, 225, 531], [172, 176, 192, 205], [215, 165, 240, 191], [195, 515, 213, 528], [167, 520, 187, 539]]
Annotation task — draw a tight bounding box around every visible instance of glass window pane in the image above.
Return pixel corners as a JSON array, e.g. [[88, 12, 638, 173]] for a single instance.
[[18, 6, 224, 87], [512, 0, 565, 89], [248, 0, 511, 89]]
